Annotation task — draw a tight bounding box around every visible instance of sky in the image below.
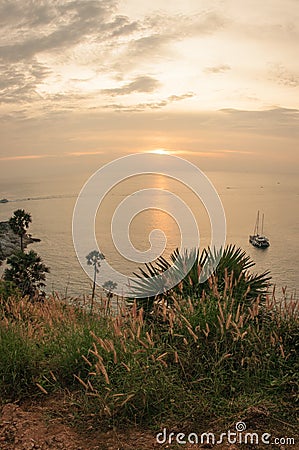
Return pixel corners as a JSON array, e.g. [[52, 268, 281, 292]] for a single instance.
[[0, 0, 298, 175]]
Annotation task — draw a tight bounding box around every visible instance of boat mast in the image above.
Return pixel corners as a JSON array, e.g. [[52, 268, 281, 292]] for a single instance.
[[261, 213, 264, 235], [255, 211, 259, 235]]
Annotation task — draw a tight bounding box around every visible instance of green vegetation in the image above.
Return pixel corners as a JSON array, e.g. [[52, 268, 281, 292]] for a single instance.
[[0, 270, 297, 430], [132, 245, 271, 313], [1, 210, 49, 299], [9, 209, 32, 252], [4, 250, 49, 298], [0, 280, 19, 302], [0, 237, 297, 431]]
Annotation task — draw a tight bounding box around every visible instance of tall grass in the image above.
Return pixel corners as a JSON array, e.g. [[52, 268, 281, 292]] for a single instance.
[[0, 284, 298, 428]]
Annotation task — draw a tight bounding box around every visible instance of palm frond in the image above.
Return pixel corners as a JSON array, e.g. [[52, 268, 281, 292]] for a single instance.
[[129, 245, 271, 312]]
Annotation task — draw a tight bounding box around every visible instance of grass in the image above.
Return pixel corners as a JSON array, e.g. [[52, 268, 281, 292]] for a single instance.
[[0, 283, 298, 432]]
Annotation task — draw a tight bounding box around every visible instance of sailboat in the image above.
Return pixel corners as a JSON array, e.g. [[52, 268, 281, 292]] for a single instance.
[[249, 211, 270, 248]]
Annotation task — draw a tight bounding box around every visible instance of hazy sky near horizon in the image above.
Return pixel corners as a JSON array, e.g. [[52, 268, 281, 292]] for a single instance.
[[0, 0, 298, 174]]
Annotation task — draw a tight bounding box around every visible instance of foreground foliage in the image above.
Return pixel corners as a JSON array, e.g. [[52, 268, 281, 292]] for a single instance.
[[4, 250, 49, 298], [0, 285, 297, 428], [131, 245, 271, 313]]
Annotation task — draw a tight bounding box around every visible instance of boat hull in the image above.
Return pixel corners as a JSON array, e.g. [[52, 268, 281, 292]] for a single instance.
[[249, 235, 270, 248]]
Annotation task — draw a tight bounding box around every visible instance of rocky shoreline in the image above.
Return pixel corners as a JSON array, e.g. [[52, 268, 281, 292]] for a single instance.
[[0, 221, 40, 264]]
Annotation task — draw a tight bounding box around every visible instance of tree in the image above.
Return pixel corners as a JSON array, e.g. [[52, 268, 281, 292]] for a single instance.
[[86, 250, 105, 313], [4, 250, 49, 299], [103, 280, 118, 300], [9, 209, 32, 252], [103, 280, 118, 314]]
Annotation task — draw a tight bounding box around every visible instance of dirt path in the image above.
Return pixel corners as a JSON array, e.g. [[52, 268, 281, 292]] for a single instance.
[[1, 399, 298, 449], [0, 401, 159, 450]]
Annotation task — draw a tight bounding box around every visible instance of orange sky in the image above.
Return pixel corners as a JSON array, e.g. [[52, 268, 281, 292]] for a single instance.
[[0, 0, 298, 174]]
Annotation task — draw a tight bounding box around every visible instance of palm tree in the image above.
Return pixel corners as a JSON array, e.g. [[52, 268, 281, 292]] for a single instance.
[[130, 245, 271, 314], [4, 250, 49, 299], [103, 280, 118, 300], [9, 209, 32, 252], [102, 280, 118, 314], [86, 250, 105, 313]]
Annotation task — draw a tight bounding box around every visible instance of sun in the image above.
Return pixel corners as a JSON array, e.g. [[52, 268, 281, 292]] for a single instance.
[[148, 148, 170, 155]]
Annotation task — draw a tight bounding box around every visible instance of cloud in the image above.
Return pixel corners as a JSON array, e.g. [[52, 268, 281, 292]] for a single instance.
[[143, 11, 227, 37], [269, 64, 299, 88], [219, 107, 299, 136], [167, 93, 195, 101], [0, 151, 105, 162], [0, 60, 49, 104], [104, 100, 167, 112], [100, 15, 140, 37], [0, 2, 228, 111], [122, 34, 174, 67], [1, 0, 297, 123], [220, 106, 299, 119], [104, 92, 195, 112], [0, 1, 127, 109], [0, 107, 297, 174], [171, 150, 232, 158], [204, 64, 231, 74], [0, 154, 54, 161], [0, 0, 118, 62], [67, 151, 104, 157], [101, 76, 161, 96], [116, 11, 228, 70]]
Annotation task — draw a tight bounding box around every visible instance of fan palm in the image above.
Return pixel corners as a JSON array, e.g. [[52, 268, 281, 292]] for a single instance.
[[130, 245, 271, 313], [9, 209, 32, 252]]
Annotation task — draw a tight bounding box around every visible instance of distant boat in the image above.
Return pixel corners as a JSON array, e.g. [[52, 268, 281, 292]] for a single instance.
[[0, 198, 8, 203], [249, 211, 270, 248]]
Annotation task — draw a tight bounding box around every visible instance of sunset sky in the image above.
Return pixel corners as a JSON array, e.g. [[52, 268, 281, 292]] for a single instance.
[[0, 0, 298, 174]]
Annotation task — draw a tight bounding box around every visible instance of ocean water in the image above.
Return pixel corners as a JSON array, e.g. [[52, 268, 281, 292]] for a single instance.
[[0, 164, 298, 299]]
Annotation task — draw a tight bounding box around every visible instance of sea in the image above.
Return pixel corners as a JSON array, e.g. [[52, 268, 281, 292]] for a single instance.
[[0, 160, 298, 300]]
